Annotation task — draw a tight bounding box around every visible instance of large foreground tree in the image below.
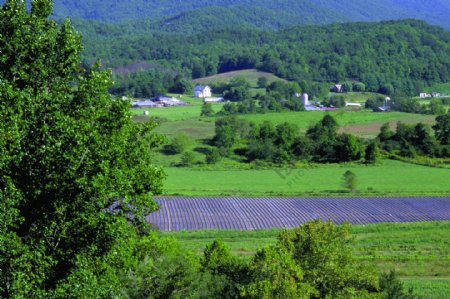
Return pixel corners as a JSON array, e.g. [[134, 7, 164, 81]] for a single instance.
[[0, 0, 164, 297]]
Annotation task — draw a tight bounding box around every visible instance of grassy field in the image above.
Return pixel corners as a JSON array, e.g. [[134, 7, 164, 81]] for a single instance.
[[330, 91, 384, 103], [146, 109, 436, 142], [424, 82, 450, 94], [163, 221, 450, 299], [193, 69, 285, 87], [162, 159, 450, 196], [240, 110, 435, 138]]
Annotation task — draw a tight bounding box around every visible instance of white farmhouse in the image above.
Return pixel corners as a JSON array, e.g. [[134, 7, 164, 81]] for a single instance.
[[194, 85, 212, 98]]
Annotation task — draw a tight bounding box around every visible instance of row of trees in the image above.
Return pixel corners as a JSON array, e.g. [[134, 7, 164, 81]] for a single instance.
[[212, 115, 378, 164], [211, 112, 449, 165], [378, 112, 450, 158]]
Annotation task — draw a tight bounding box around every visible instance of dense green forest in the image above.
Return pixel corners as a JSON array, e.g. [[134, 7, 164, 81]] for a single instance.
[[43, 0, 450, 30], [72, 19, 450, 97]]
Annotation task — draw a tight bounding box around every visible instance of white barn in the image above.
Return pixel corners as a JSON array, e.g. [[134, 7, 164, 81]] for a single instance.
[[194, 85, 212, 98]]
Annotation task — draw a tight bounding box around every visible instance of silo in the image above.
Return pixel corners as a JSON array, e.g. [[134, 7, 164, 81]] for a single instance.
[[301, 93, 309, 106]]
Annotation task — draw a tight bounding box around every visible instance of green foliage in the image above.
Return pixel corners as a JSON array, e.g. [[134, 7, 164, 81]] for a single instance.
[[323, 95, 346, 108], [51, 0, 450, 31], [205, 147, 222, 164], [0, 1, 165, 296], [341, 81, 353, 93], [429, 98, 446, 115], [379, 119, 446, 158], [242, 246, 312, 299], [365, 95, 386, 109], [164, 133, 191, 155], [353, 82, 366, 92], [168, 221, 450, 298], [277, 220, 380, 298], [342, 170, 358, 192], [201, 102, 215, 117], [75, 19, 450, 97], [433, 112, 450, 145], [257, 76, 268, 88], [380, 271, 417, 299], [213, 116, 251, 152], [336, 134, 363, 162], [365, 141, 380, 164], [179, 151, 196, 167]]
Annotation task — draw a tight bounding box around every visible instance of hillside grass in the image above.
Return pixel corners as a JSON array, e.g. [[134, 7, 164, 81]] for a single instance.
[[148, 109, 437, 167], [163, 221, 450, 299], [161, 159, 450, 196], [145, 109, 435, 140], [193, 69, 286, 87], [424, 82, 450, 94], [330, 91, 384, 103]]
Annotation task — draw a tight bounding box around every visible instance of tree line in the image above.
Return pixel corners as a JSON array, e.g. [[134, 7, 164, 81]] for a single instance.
[[209, 113, 449, 166]]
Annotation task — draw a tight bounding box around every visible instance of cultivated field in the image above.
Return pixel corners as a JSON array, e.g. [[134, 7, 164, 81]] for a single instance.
[[148, 196, 450, 231], [163, 221, 450, 299]]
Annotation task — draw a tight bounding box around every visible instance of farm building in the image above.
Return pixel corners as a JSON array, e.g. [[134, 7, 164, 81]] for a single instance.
[[154, 95, 187, 107], [373, 97, 391, 112], [345, 102, 362, 108], [132, 100, 156, 108], [301, 93, 309, 106], [194, 85, 212, 98], [331, 84, 343, 93], [204, 97, 224, 103]]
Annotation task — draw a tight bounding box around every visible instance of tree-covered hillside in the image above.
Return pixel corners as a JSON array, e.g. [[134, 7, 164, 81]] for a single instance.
[[49, 0, 450, 30], [75, 19, 450, 97]]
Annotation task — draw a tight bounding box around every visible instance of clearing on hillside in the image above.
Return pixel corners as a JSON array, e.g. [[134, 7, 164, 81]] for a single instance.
[[193, 69, 286, 87]]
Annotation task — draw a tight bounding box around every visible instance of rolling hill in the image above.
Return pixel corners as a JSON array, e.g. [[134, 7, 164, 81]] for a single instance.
[[49, 0, 450, 30]]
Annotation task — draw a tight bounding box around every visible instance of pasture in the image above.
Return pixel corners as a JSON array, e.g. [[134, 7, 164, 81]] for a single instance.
[[162, 160, 450, 196], [193, 69, 286, 87], [163, 221, 450, 299], [424, 82, 450, 94], [145, 109, 436, 143]]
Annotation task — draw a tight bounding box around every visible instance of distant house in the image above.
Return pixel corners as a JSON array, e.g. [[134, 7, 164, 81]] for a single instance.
[[432, 92, 442, 98], [194, 85, 212, 98], [420, 93, 431, 98], [132, 100, 156, 108], [331, 84, 343, 93]]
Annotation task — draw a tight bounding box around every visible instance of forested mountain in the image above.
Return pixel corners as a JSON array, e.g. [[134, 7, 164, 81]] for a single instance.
[[50, 0, 450, 30], [74, 19, 450, 97]]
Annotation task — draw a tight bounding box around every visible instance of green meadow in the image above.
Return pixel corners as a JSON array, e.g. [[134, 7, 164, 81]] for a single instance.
[[142, 108, 436, 140], [193, 69, 286, 86], [162, 159, 450, 196], [164, 221, 450, 299]]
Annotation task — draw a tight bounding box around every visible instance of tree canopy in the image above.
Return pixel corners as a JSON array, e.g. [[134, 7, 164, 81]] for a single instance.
[[0, 0, 164, 296]]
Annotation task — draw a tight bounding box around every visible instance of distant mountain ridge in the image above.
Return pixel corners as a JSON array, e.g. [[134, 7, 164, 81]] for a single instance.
[[48, 0, 450, 30]]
